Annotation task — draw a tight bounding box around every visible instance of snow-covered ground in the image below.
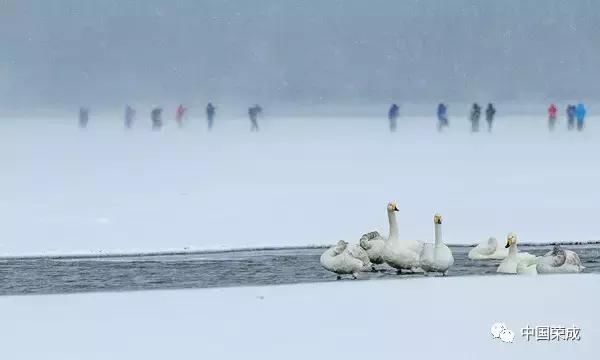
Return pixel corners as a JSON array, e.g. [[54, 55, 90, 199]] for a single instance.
[[0, 112, 599, 256], [0, 274, 595, 359]]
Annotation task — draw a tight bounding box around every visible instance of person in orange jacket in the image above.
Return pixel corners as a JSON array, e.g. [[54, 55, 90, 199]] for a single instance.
[[548, 103, 557, 131]]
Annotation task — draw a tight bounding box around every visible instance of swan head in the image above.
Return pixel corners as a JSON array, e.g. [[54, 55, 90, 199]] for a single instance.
[[433, 214, 442, 224], [334, 240, 348, 254], [359, 236, 372, 250], [505, 233, 517, 248], [551, 245, 564, 256], [387, 201, 399, 212]]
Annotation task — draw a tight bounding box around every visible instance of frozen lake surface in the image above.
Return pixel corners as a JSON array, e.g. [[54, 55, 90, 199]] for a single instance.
[[1, 243, 597, 296]]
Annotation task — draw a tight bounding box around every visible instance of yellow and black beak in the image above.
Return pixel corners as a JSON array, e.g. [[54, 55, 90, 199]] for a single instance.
[[505, 242, 510, 248], [394, 205, 399, 212]]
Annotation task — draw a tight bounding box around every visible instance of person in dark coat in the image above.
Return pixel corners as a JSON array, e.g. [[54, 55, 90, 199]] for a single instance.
[[437, 103, 449, 131], [566, 105, 576, 130], [124, 105, 136, 129], [249, 104, 262, 131], [388, 104, 399, 132], [206, 102, 216, 130], [470, 103, 481, 132], [151, 107, 163, 130], [485, 103, 496, 132], [78, 107, 89, 128]]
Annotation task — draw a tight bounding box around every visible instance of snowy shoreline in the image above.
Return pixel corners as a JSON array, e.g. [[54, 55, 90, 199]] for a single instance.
[[0, 274, 597, 359]]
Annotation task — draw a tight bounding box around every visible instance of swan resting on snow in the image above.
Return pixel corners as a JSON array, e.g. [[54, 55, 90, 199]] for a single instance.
[[359, 231, 386, 270], [497, 233, 538, 274], [468, 237, 509, 260], [419, 214, 454, 276], [382, 201, 424, 273], [320, 240, 366, 279], [536, 245, 585, 274]]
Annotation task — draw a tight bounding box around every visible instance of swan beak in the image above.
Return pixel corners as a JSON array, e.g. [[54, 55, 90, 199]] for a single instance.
[[505, 242, 510, 248], [393, 205, 399, 212]]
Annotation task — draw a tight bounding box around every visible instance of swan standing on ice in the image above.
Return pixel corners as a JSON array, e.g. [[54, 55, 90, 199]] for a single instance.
[[468, 237, 509, 260], [382, 201, 424, 273], [536, 245, 585, 274], [320, 240, 365, 279], [359, 231, 386, 270], [419, 214, 454, 276], [497, 233, 537, 274]]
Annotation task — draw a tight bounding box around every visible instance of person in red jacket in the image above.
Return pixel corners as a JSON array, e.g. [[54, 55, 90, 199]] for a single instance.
[[175, 104, 187, 128], [548, 104, 557, 131]]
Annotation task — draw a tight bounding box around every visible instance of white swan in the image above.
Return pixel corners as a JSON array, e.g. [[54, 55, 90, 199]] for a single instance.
[[497, 233, 537, 274], [419, 214, 454, 276], [382, 201, 424, 272], [320, 240, 365, 279], [516, 257, 538, 275], [468, 237, 509, 260], [347, 242, 373, 271], [536, 245, 585, 274], [359, 231, 386, 268]]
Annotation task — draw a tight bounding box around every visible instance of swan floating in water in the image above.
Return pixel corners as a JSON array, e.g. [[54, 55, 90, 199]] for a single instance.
[[359, 231, 386, 270], [497, 233, 537, 274], [320, 240, 365, 279], [419, 214, 454, 276], [382, 201, 424, 273], [468, 237, 509, 260], [536, 245, 585, 274]]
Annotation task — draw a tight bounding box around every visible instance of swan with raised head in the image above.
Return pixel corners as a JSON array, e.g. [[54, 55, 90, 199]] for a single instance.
[[320, 240, 365, 279], [419, 214, 454, 276], [497, 233, 537, 274], [359, 231, 386, 269], [468, 237, 509, 260], [536, 245, 585, 274], [382, 201, 424, 273]]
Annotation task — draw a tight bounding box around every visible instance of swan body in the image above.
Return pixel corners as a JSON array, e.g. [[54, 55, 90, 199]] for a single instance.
[[320, 240, 364, 279], [419, 214, 454, 275], [359, 231, 386, 265], [497, 233, 537, 274], [516, 257, 538, 275], [468, 237, 509, 260], [382, 202, 424, 272], [347, 243, 372, 271], [536, 245, 585, 274]]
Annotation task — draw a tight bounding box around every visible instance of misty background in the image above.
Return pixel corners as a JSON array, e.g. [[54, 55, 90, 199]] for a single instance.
[[1, 0, 599, 111]]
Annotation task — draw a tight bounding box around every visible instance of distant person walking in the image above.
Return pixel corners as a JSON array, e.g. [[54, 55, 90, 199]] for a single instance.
[[548, 103, 557, 131], [388, 104, 399, 132], [78, 107, 89, 128], [437, 103, 448, 131], [175, 104, 187, 128], [485, 103, 496, 132], [575, 103, 586, 131], [124, 105, 136, 129], [249, 104, 262, 132], [566, 104, 576, 130], [206, 102, 216, 130], [470, 103, 481, 132], [151, 107, 163, 130]]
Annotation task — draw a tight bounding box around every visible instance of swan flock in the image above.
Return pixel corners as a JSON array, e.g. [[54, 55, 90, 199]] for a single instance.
[[321, 201, 585, 279]]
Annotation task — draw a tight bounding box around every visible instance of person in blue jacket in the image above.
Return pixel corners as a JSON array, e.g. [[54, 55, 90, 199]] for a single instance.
[[388, 104, 399, 132], [437, 103, 448, 131], [575, 103, 586, 131]]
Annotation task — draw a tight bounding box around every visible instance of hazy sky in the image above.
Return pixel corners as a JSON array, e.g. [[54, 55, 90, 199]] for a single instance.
[[1, 0, 599, 109]]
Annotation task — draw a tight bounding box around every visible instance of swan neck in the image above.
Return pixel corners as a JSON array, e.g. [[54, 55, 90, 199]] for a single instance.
[[388, 210, 399, 241], [434, 223, 442, 245], [509, 243, 518, 256]]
